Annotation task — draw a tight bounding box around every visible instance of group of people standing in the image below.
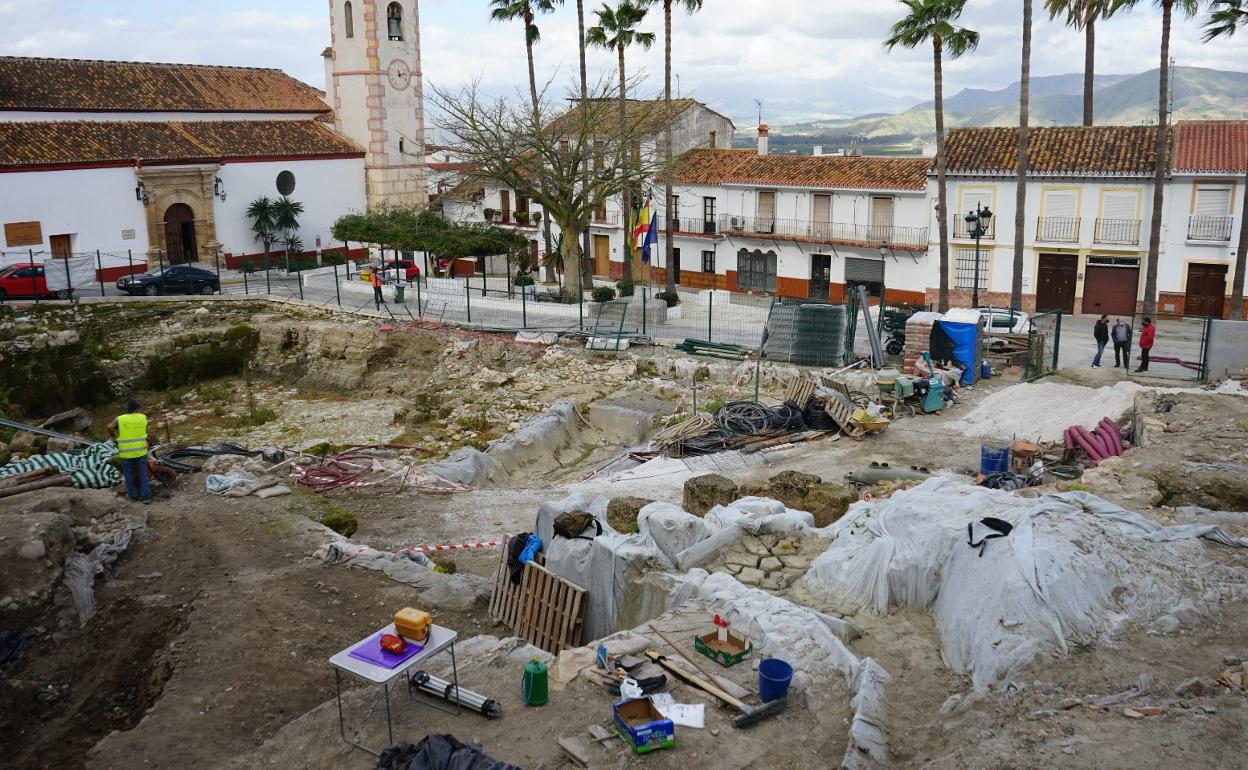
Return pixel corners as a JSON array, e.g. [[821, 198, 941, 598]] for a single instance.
[[1092, 315, 1156, 373]]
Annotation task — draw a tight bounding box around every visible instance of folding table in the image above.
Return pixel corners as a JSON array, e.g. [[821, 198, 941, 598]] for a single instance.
[[329, 622, 459, 755]]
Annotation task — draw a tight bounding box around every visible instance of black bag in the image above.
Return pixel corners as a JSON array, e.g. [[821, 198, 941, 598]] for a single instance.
[[967, 517, 1014, 557], [553, 511, 602, 540]]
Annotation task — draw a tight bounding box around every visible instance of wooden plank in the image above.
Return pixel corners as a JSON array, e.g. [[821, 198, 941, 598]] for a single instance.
[[4, 220, 42, 247], [559, 575, 579, 650]]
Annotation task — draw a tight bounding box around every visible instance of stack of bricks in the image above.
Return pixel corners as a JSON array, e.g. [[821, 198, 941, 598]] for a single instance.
[[902, 315, 935, 375]]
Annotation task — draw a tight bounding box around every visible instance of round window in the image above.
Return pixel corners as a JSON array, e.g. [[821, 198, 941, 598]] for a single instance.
[[276, 171, 296, 196]]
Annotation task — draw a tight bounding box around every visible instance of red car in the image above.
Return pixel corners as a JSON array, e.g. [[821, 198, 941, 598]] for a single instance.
[[0, 263, 72, 300], [381, 259, 421, 284]]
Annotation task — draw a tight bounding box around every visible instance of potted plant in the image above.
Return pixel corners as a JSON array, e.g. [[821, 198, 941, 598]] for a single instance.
[[616, 278, 635, 297], [515, 210, 530, 225], [591, 285, 617, 303], [483, 207, 498, 223]]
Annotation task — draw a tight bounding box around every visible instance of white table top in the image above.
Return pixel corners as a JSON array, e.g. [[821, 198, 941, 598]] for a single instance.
[[329, 623, 457, 685]]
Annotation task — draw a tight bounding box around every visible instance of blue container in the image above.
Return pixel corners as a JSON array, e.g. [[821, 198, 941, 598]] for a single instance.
[[758, 658, 793, 702], [980, 443, 1011, 475], [981, 360, 992, 379]]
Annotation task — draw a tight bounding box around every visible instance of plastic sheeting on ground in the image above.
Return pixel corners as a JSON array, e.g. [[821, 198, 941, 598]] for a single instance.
[[804, 477, 1248, 691], [376, 734, 521, 770], [315, 540, 492, 610], [62, 515, 147, 626], [667, 570, 890, 770], [424, 399, 581, 488], [0, 441, 121, 489]]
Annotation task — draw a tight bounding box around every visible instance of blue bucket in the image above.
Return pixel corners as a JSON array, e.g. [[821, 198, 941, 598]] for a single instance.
[[980, 443, 1011, 475], [981, 360, 992, 380], [758, 658, 793, 702]]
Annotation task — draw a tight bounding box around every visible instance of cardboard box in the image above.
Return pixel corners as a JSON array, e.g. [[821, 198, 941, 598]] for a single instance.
[[695, 630, 753, 667], [613, 697, 675, 754]]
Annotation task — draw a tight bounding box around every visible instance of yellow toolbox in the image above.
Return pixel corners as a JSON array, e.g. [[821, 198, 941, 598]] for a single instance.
[[394, 607, 431, 642]]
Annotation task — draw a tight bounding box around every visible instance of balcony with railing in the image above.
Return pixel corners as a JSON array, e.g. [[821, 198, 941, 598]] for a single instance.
[[658, 216, 719, 235], [1094, 218, 1142, 246], [1036, 217, 1081, 243], [1187, 215, 1234, 242], [718, 215, 929, 250], [952, 217, 995, 240], [590, 210, 621, 226]]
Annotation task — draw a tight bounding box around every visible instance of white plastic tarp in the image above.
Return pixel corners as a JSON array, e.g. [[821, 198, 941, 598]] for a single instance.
[[43, 255, 96, 292], [805, 477, 1248, 691]]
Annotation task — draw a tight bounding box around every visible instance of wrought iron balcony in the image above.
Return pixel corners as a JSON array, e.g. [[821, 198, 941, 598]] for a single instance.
[[953, 217, 995, 240], [1036, 217, 1081, 243], [590, 210, 621, 226], [719, 215, 928, 250], [1187, 215, 1233, 242], [658, 216, 718, 235], [1094, 218, 1141, 245]]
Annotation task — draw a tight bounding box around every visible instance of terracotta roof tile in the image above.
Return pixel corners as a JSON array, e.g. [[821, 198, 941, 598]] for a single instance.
[[0, 57, 331, 114], [1172, 120, 1248, 174], [669, 148, 930, 191], [943, 126, 1163, 176], [0, 120, 363, 168], [550, 98, 731, 136]]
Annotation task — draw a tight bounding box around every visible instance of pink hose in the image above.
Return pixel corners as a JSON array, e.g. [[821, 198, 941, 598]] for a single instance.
[[1064, 427, 1075, 450], [1099, 418, 1124, 455], [1071, 425, 1106, 463]]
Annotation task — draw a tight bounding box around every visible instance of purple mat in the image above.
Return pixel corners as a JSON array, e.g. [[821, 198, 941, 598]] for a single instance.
[[347, 633, 424, 669]]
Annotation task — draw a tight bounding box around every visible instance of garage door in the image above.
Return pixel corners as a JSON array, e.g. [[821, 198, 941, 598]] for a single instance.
[[1081, 259, 1139, 315]]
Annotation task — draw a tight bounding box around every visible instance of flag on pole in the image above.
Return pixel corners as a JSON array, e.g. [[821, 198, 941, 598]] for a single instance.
[[632, 196, 659, 263]]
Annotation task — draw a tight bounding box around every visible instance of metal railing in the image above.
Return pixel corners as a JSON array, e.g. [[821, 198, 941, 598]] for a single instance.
[[590, 211, 621, 226], [718, 215, 929, 250], [1187, 215, 1233, 242], [953, 217, 995, 240], [1036, 217, 1081, 243], [1131, 313, 1210, 381], [658, 216, 718, 235], [1094, 218, 1141, 245]]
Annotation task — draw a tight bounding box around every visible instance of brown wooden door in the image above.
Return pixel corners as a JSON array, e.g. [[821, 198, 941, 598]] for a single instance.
[[499, 191, 511, 223], [1081, 265, 1138, 315], [593, 235, 610, 276], [49, 234, 72, 258], [1185, 263, 1227, 318], [163, 203, 197, 264], [1036, 253, 1078, 313], [528, 240, 539, 271]]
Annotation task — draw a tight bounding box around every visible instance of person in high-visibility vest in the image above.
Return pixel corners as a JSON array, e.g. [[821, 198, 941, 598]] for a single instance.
[[371, 269, 385, 311], [108, 399, 152, 503]]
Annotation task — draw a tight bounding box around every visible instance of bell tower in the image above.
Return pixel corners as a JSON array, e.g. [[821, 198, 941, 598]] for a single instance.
[[324, 0, 427, 209]]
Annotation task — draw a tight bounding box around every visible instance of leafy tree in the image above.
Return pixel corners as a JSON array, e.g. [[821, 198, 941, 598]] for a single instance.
[[884, 0, 978, 313], [272, 196, 305, 270], [587, 1, 655, 286], [1112, 0, 1201, 315]]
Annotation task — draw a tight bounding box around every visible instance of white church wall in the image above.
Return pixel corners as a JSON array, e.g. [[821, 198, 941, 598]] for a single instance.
[[214, 157, 366, 258], [0, 166, 149, 263]]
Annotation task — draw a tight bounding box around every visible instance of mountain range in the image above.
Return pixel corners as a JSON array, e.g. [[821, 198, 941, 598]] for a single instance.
[[761, 66, 1248, 149]]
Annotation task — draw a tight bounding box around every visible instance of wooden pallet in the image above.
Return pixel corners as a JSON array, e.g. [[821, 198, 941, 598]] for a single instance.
[[823, 392, 865, 439], [489, 537, 587, 655]]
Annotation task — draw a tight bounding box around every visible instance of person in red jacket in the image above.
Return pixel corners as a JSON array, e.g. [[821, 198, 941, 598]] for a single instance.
[[1134, 317, 1156, 373]]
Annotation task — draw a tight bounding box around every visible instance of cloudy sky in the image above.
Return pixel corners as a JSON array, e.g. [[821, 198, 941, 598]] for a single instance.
[[2, 0, 1245, 123]]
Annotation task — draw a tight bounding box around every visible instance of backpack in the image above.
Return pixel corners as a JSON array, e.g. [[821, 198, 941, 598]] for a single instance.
[[553, 511, 602, 541]]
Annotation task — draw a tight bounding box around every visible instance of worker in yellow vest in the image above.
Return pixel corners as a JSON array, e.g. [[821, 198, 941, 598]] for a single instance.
[[108, 399, 152, 503]]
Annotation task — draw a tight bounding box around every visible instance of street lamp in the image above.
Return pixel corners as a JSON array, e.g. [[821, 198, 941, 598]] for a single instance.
[[963, 203, 992, 308]]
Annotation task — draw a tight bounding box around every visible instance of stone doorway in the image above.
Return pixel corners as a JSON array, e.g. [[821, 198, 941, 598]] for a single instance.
[[138, 166, 220, 268]]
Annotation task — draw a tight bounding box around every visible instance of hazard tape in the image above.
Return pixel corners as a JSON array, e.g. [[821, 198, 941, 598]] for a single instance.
[[400, 540, 504, 555]]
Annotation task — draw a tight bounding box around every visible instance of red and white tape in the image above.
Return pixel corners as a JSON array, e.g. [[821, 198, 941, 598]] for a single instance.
[[401, 540, 503, 554]]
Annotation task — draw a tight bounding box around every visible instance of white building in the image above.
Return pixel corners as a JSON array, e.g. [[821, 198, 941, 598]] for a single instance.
[[938, 121, 1245, 318]]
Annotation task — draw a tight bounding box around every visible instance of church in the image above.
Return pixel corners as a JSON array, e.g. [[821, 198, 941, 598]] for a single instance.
[[0, 0, 427, 276]]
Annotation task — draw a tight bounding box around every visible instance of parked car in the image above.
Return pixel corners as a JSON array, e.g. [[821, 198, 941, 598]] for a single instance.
[[977, 307, 1031, 334], [380, 259, 421, 284], [116, 265, 220, 296], [0, 263, 72, 299]]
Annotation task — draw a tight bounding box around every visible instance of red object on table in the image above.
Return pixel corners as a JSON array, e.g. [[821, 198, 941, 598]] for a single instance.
[[379, 633, 407, 655]]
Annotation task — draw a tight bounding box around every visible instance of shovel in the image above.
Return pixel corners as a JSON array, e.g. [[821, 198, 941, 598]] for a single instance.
[[643, 650, 786, 728]]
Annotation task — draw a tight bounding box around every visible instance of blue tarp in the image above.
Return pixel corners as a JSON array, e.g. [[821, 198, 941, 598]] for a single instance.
[[938, 321, 979, 384]]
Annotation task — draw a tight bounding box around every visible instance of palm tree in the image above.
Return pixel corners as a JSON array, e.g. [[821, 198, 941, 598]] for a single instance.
[[490, 1, 561, 285], [576, 0, 596, 289], [489, 0, 561, 115], [272, 196, 305, 270], [587, 1, 655, 286], [885, 0, 979, 313], [245, 197, 277, 270], [1011, 0, 1033, 313], [641, 0, 703, 296], [1203, 0, 1248, 319], [1113, 0, 1200, 316], [1045, 0, 1114, 126]]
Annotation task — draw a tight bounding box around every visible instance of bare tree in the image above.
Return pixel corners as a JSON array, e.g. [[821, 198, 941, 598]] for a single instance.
[[430, 78, 674, 297]]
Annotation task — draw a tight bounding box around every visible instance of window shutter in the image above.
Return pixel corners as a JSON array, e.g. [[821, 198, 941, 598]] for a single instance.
[[812, 194, 831, 225], [1101, 190, 1138, 220], [844, 257, 884, 284], [959, 186, 993, 212], [1043, 189, 1078, 218], [757, 191, 775, 220], [871, 197, 894, 228], [1194, 187, 1231, 216]]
